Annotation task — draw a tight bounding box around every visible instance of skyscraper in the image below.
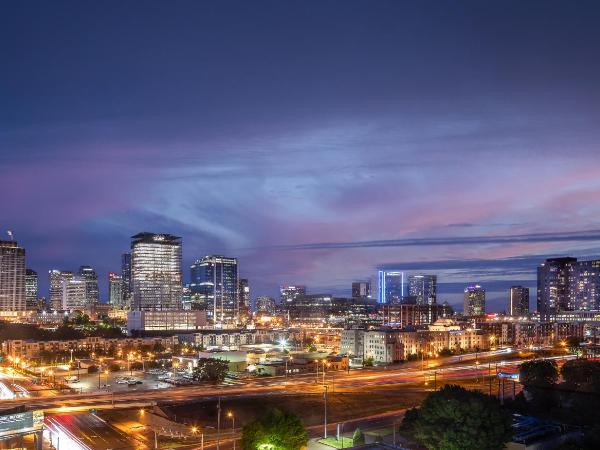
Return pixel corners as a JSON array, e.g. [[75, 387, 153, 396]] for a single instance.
[[0, 240, 26, 311], [49, 269, 73, 310], [121, 252, 132, 308], [61, 276, 87, 311], [280, 285, 306, 306], [352, 281, 371, 300], [238, 278, 250, 320], [79, 265, 99, 308], [568, 259, 600, 311], [25, 269, 38, 310], [131, 232, 182, 311], [537, 257, 577, 319], [464, 285, 485, 316], [377, 270, 404, 304], [407, 275, 437, 305], [108, 272, 125, 308], [509, 286, 529, 316], [190, 255, 238, 323]]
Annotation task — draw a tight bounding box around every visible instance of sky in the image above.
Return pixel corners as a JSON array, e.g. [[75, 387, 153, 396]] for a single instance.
[[2, 1, 600, 312]]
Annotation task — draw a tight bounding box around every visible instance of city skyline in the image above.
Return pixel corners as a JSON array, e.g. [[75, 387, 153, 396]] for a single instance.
[[3, 1, 600, 311]]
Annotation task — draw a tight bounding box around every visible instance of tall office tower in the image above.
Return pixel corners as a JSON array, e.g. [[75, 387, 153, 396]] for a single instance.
[[463, 285, 486, 316], [25, 269, 38, 310], [569, 259, 600, 311], [190, 255, 238, 324], [377, 270, 404, 304], [509, 286, 529, 316], [280, 285, 306, 307], [0, 240, 26, 311], [49, 270, 73, 310], [62, 276, 87, 311], [352, 281, 371, 300], [108, 272, 125, 308], [407, 275, 437, 305], [537, 257, 577, 319], [79, 265, 99, 308], [256, 296, 276, 314], [131, 232, 183, 311], [121, 252, 132, 307], [238, 278, 250, 319]]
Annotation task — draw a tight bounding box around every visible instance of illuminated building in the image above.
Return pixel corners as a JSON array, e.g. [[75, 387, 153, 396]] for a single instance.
[[131, 232, 182, 311], [377, 270, 404, 304], [121, 252, 132, 308], [568, 259, 600, 311], [49, 269, 73, 310], [407, 274, 437, 305], [509, 286, 529, 316], [25, 269, 38, 310], [352, 281, 371, 300], [108, 272, 125, 308], [463, 284, 485, 316], [256, 296, 276, 314], [0, 240, 26, 311], [190, 255, 238, 324], [61, 276, 87, 311], [79, 265, 99, 308], [280, 285, 306, 306], [238, 278, 250, 321], [537, 257, 577, 319], [127, 309, 206, 332]]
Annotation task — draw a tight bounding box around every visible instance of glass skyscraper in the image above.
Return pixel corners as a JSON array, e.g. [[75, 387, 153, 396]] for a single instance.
[[407, 274, 437, 305], [108, 272, 125, 308], [25, 268, 38, 310], [463, 284, 486, 316], [190, 255, 238, 324], [131, 232, 182, 311], [121, 252, 132, 308], [378, 270, 404, 304], [509, 286, 529, 316], [79, 265, 99, 308]]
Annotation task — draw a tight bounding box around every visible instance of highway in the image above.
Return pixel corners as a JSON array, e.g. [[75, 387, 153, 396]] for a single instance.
[[0, 351, 573, 414]]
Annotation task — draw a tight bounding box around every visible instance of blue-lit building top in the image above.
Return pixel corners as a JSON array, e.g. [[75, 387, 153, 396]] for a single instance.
[[190, 255, 238, 324], [378, 270, 404, 304]]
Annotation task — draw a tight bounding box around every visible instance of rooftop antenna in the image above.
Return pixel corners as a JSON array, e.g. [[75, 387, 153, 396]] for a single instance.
[[6, 230, 14, 241]]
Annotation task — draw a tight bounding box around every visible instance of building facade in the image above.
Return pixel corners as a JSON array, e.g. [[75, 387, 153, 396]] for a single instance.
[[351, 281, 371, 300], [108, 272, 125, 308], [509, 286, 529, 316], [407, 274, 437, 305], [464, 285, 486, 316], [25, 269, 38, 310], [121, 252, 132, 308], [280, 285, 306, 308], [537, 257, 577, 318], [378, 270, 404, 304], [49, 270, 73, 311], [190, 255, 238, 324], [256, 296, 276, 314], [78, 265, 99, 308], [0, 240, 26, 311]]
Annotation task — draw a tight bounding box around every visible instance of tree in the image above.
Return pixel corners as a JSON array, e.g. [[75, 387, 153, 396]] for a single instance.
[[519, 359, 558, 387], [414, 385, 512, 450], [560, 359, 600, 389], [352, 428, 365, 446], [241, 408, 307, 450], [192, 358, 229, 383]]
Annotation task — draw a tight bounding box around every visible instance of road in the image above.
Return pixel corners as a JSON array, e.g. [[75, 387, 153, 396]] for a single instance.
[[1, 351, 573, 414]]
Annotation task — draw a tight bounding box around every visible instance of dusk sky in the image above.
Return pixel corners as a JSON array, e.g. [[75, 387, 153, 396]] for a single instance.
[[2, 1, 600, 311]]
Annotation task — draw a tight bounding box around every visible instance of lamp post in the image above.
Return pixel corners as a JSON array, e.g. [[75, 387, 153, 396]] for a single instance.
[[227, 411, 236, 450], [323, 384, 329, 438], [104, 369, 110, 390]]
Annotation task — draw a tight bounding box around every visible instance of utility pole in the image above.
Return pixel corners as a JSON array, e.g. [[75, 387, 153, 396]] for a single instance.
[[323, 384, 329, 438], [217, 396, 221, 450]]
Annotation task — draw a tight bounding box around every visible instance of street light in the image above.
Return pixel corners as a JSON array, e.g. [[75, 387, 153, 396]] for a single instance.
[[227, 411, 236, 450], [323, 384, 329, 438]]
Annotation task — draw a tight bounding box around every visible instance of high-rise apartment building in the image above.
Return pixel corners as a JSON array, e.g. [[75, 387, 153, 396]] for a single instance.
[[537, 257, 577, 318], [121, 252, 132, 308], [352, 281, 371, 300], [190, 255, 238, 323], [108, 272, 125, 308], [0, 240, 26, 311], [256, 296, 276, 314], [464, 285, 486, 316], [131, 232, 182, 311], [509, 286, 529, 316], [407, 275, 437, 305], [25, 269, 38, 310], [280, 285, 306, 307], [79, 265, 99, 308], [378, 270, 404, 304], [49, 270, 73, 310], [568, 259, 600, 311]]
